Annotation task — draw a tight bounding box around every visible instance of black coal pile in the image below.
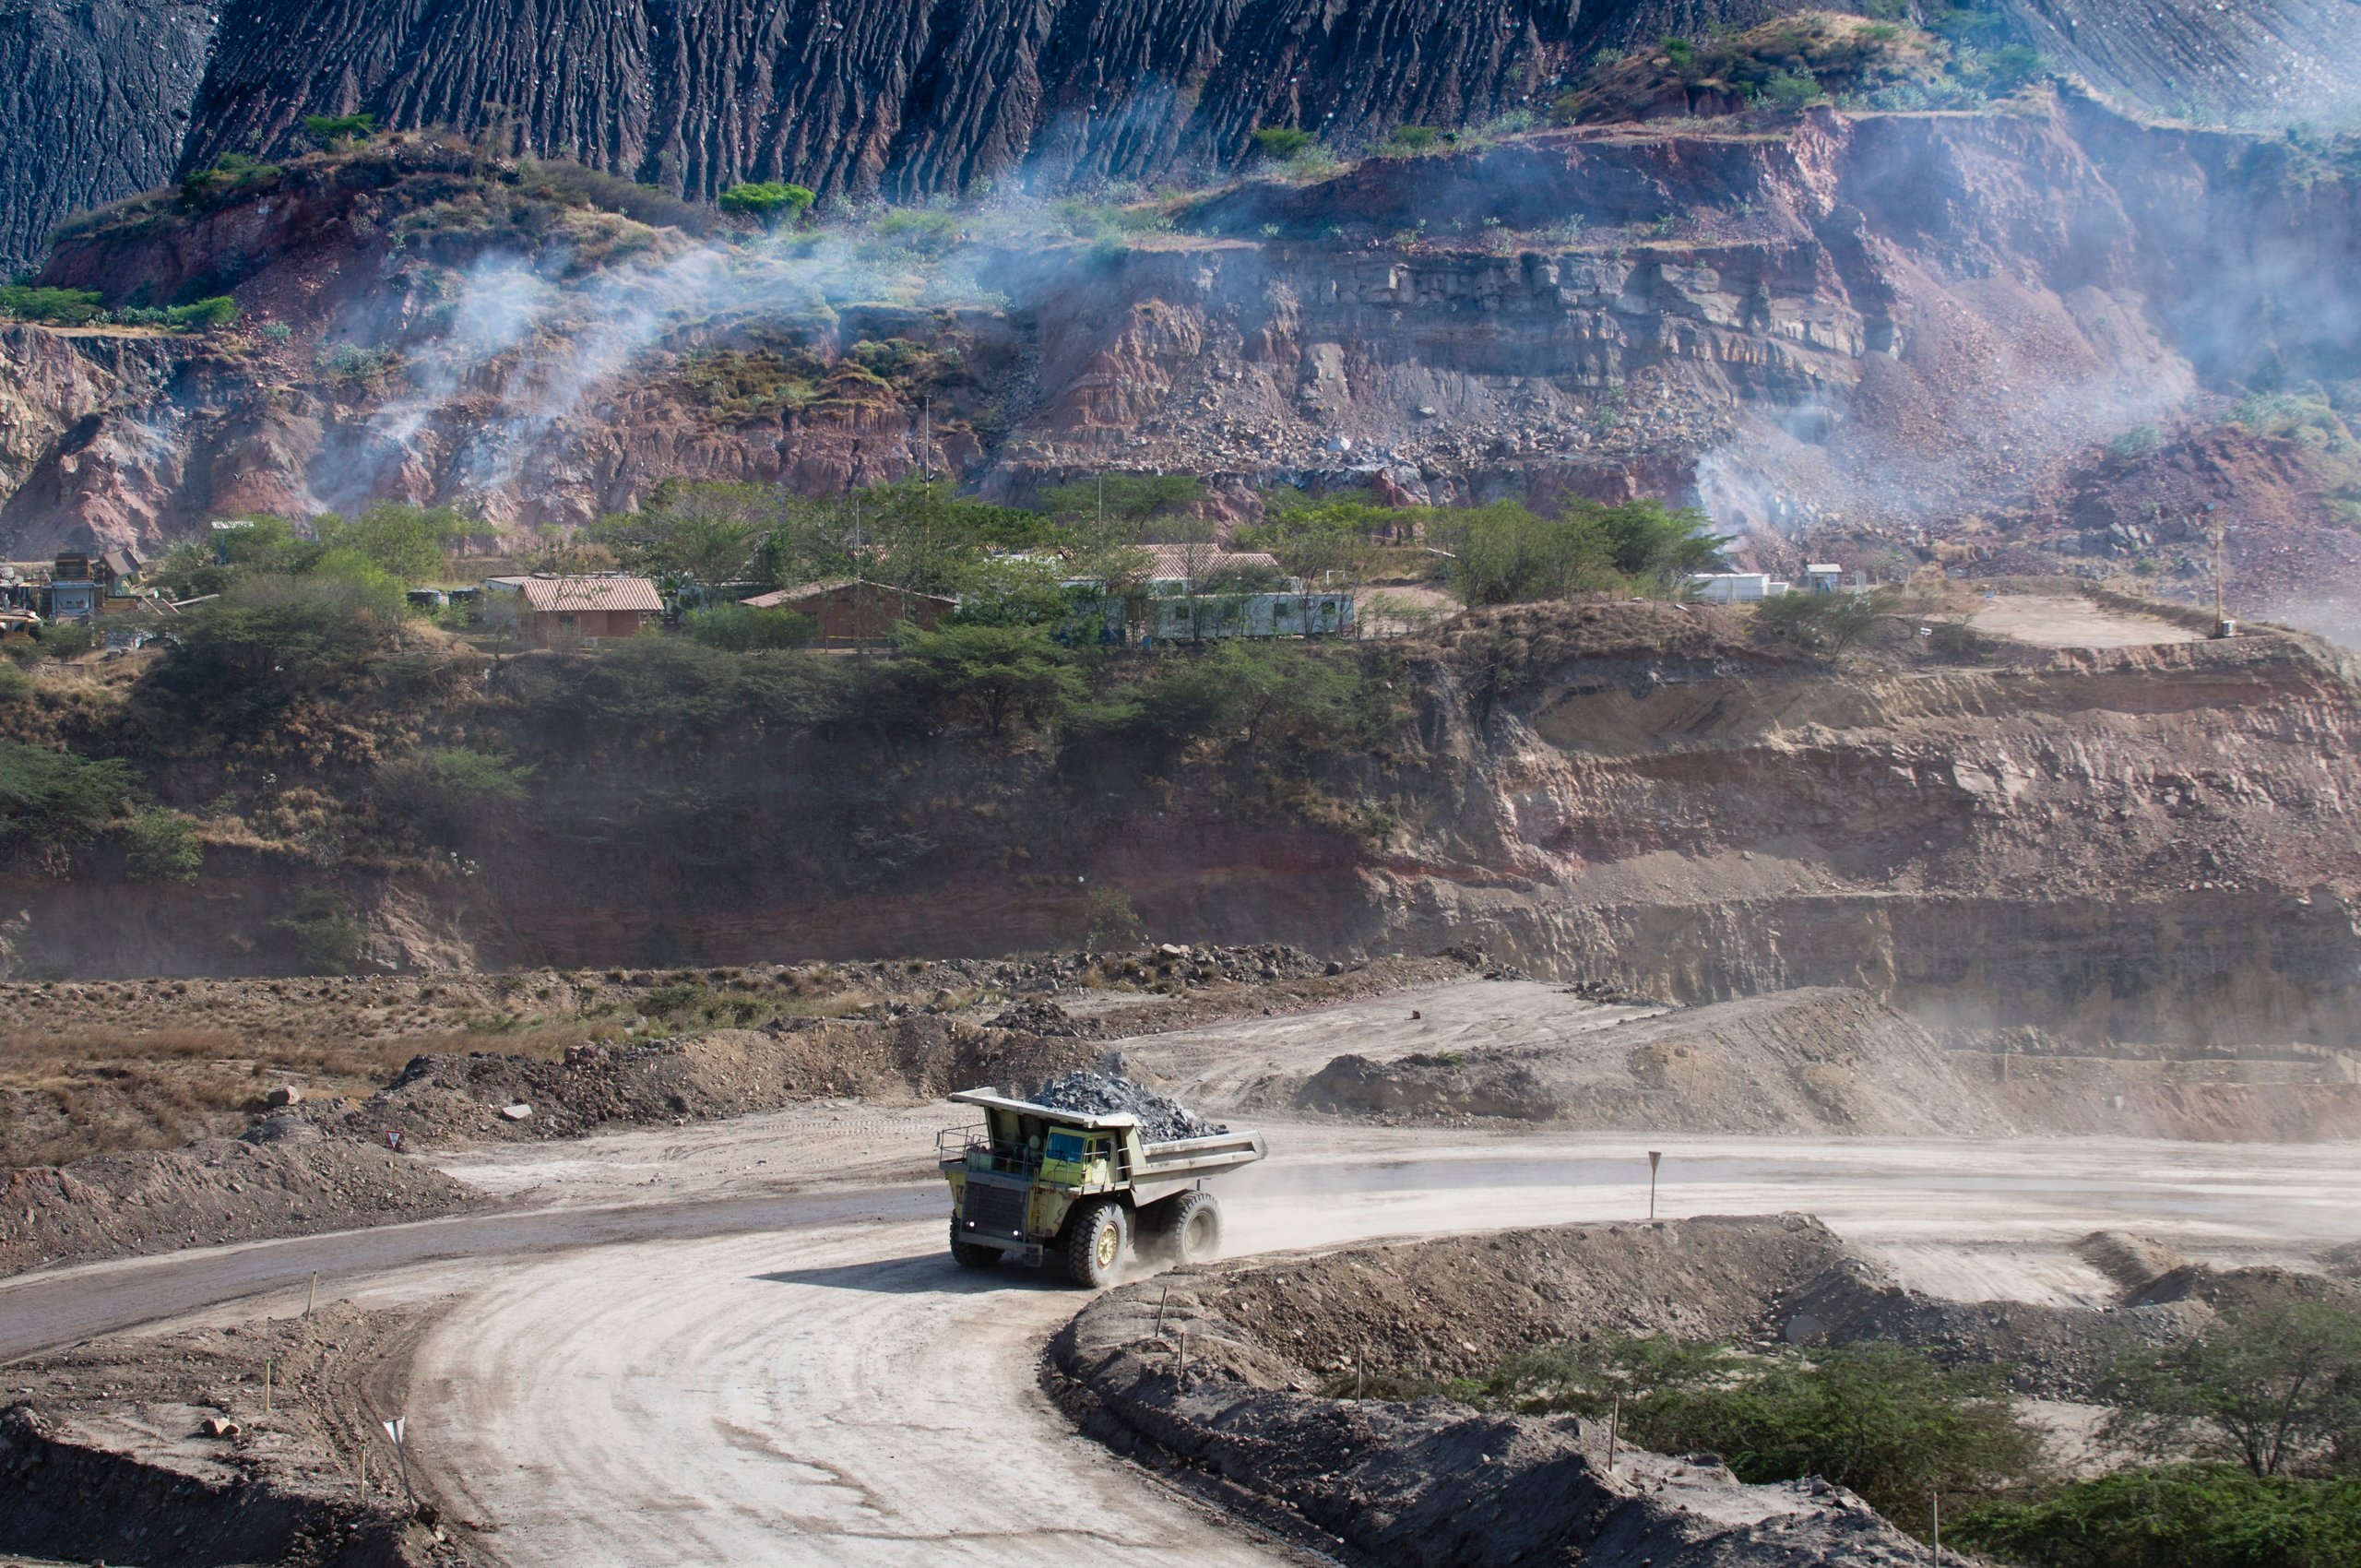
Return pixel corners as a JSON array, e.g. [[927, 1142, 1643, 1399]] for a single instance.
[[1034, 1071, 1228, 1142]]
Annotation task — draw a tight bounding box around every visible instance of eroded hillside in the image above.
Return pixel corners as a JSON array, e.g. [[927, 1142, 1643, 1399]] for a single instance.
[[9, 83, 2361, 613]]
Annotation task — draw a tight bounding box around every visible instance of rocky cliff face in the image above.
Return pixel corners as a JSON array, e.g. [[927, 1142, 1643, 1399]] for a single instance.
[[4, 1, 2353, 277], [12, 93, 2357, 613]]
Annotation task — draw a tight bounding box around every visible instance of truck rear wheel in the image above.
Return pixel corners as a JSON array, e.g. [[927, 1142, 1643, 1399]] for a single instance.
[[949, 1220, 1002, 1269], [1138, 1191, 1223, 1266], [1061, 1199, 1129, 1288], [1167, 1191, 1222, 1265]]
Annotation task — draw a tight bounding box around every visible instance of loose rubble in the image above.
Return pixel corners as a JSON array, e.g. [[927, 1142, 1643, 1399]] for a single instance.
[[1032, 1071, 1228, 1141]]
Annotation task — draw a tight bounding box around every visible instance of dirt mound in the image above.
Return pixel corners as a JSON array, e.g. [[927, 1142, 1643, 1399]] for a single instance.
[[1294, 989, 2011, 1135], [1031, 1071, 1227, 1140], [308, 1016, 1101, 1146], [1054, 1217, 2361, 1564], [1050, 1218, 1930, 1568], [0, 1134, 479, 1277], [2076, 1230, 2195, 1295], [1, 1301, 460, 1567], [986, 999, 1086, 1036]]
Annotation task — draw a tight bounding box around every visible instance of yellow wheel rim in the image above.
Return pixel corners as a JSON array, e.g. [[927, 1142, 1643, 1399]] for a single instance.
[[1097, 1225, 1120, 1267]]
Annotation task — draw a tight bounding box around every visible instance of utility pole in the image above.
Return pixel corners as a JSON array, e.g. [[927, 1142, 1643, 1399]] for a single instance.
[[1929, 1489, 1940, 1565]]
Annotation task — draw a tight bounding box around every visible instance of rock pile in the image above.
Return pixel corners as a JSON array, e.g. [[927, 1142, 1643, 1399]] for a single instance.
[[1033, 1071, 1228, 1141]]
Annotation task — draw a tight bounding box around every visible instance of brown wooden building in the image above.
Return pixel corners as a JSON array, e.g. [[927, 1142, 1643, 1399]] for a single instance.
[[741, 579, 957, 647], [484, 575, 661, 647]]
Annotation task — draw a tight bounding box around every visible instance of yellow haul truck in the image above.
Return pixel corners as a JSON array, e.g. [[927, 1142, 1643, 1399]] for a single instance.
[[937, 1087, 1268, 1286]]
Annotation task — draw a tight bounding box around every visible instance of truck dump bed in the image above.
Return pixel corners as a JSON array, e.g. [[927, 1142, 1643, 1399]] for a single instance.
[[943, 1088, 1265, 1204]]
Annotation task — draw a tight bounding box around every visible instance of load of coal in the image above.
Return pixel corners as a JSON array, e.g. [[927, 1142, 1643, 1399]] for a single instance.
[[1033, 1071, 1228, 1142]]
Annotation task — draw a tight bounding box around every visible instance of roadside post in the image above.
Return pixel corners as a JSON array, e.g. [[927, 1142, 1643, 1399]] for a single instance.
[[1647, 1150, 1662, 1219], [383, 1416, 415, 1504]]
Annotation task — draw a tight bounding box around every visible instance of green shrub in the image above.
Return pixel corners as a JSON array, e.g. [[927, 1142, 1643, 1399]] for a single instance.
[[180, 153, 281, 208], [123, 806, 202, 883], [1762, 68, 1825, 109], [274, 888, 367, 973], [1081, 886, 1142, 951], [514, 636, 849, 747], [1251, 126, 1317, 162], [681, 604, 817, 650], [520, 159, 717, 235], [871, 208, 963, 256], [0, 284, 105, 325], [301, 113, 377, 145], [0, 743, 133, 840], [375, 746, 532, 841], [0, 663, 30, 702], [719, 181, 815, 228], [1755, 588, 1899, 655], [2109, 424, 2165, 459], [1382, 125, 1445, 154], [1955, 1468, 2361, 1568], [318, 341, 397, 382], [1465, 1336, 2038, 1537]]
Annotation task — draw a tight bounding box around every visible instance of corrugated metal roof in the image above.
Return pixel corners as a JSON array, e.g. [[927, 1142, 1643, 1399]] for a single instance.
[[1141, 545, 1284, 580], [745, 580, 958, 609], [486, 575, 662, 612]]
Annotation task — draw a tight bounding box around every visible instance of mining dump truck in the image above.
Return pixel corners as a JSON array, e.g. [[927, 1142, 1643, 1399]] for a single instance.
[[937, 1088, 1266, 1286]]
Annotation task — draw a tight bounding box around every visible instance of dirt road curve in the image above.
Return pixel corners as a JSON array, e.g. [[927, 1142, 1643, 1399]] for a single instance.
[[6, 1117, 2357, 1566], [408, 1127, 2355, 1567]]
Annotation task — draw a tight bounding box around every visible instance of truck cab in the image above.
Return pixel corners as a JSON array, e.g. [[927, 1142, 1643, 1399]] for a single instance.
[[937, 1087, 1264, 1287]]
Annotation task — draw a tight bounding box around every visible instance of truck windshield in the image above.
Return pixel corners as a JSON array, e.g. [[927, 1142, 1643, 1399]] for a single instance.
[[1044, 1130, 1086, 1162]]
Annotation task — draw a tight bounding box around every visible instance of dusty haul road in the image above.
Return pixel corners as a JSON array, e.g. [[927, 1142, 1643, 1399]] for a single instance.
[[6, 1111, 2357, 1566]]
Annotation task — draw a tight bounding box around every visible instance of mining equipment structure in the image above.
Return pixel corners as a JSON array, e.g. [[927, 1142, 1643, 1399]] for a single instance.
[[938, 1088, 1266, 1286]]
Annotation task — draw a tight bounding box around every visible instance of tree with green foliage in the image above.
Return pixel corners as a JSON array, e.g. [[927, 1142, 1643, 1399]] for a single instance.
[[1755, 588, 1900, 656], [594, 481, 775, 584], [1429, 495, 1726, 605], [300, 112, 377, 146], [1081, 886, 1142, 951], [374, 746, 533, 842], [719, 181, 815, 228], [123, 806, 203, 883], [2103, 1303, 2361, 1479], [680, 604, 817, 650], [315, 501, 468, 585], [0, 743, 133, 841], [1955, 1468, 2361, 1568], [142, 573, 409, 735], [1240, 487, 1405, 582], [890, 622, 1088, 740]]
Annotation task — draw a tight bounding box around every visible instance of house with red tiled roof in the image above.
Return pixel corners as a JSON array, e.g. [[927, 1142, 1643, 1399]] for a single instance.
[[483, 574, 661, 647]]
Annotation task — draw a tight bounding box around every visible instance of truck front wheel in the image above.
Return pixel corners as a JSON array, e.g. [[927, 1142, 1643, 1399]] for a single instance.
[[1061, 1199, 1130, 1288], [949, 1220, 1002, 1269]]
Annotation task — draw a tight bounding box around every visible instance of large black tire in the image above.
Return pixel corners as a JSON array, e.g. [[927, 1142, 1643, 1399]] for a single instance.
[[1137, 1191, 1223, 1266], [1061, 1199, 1130, 1288], [949, 1220, 1003, 1269], [1167, 1190, 1223, 1265]]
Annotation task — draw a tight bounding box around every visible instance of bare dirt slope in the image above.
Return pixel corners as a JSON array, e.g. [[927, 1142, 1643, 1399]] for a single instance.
[[1264, 984, 2013, 1135]]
